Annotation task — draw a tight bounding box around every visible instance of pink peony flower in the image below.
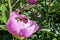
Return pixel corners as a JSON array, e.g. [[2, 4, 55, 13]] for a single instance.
[[6, 11, 39, 38], [27, 0, 37, 4]]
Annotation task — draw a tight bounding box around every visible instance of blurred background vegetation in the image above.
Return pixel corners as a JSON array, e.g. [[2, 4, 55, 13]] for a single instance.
[[0, 0, 60, 40]]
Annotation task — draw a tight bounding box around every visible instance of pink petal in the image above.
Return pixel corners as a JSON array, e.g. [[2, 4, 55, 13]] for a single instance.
[[7, 17, 20, 36], [28, 0, 36, 4], [19, 14, 26, 20], [10, 11, 18, 17], [28, 20, 39, 33], [19, 25, 35, 37]]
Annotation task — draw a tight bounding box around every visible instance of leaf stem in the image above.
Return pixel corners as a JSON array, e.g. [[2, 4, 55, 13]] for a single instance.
[[8, 0, 12, 12], [12, 0, 19, 8]]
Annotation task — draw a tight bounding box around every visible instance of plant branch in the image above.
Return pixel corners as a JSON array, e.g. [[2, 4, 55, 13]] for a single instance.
[[12, 0, 19, 8], [8, 0, 12, 12]]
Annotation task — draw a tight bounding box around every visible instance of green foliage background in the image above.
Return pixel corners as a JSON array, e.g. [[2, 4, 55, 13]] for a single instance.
[[0, 0, 60, 40]]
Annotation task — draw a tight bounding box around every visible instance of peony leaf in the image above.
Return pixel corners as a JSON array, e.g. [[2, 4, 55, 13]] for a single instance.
[[0, 25, 7, 30], [53, 38, 57, 40], [0, 16, 2, 20], [40, 29, 50, 32], [1, 4, 7, 24], [50, 2, 60, 13]]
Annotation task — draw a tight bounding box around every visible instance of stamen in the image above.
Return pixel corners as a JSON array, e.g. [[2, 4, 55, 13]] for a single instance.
[[23, 17, 28, 23], [16, 17, 22, 22]]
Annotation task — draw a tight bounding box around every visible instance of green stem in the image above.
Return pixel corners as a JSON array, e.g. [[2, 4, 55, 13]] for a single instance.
[[13, 36, 15, 40], [25, 38, 27, 40], [48, 0, 51, 13], [20, 2, 23, 9], [45, 0, 48, 17], [8, 0, 12, 12], [12, 0, 19, 8], [18, 38, 24, 40], [52, 15, 54, 27], [41, 32, 44, 40]]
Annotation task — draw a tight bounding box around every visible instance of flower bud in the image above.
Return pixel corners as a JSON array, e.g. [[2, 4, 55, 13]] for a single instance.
[[27, 0, 37, 4], [6, 11, 39, 38]]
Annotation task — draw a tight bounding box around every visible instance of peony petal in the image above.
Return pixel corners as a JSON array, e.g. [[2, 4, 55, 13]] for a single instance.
[[34, 24, 39, 33], [19, 14, 26, 20], [19, 25, 35, 37], [10, 11, 18, 17], [28, 20, 39, 33], [7, 17, 20, 36]]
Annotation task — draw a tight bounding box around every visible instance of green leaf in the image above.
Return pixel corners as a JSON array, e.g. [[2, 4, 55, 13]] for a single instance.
[[1, 4, 7, 24], [0, 25, 7, 30], [53, 38, 57, 40], [50, 2, 60, 12], [0, 16, 2, 20], [40, 29, 50, 32]]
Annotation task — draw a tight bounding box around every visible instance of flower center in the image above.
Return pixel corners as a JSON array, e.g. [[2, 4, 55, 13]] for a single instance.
[[16, 17, 28, 23], [23, 18, 28, 23], [16, 17, 22, 22]]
